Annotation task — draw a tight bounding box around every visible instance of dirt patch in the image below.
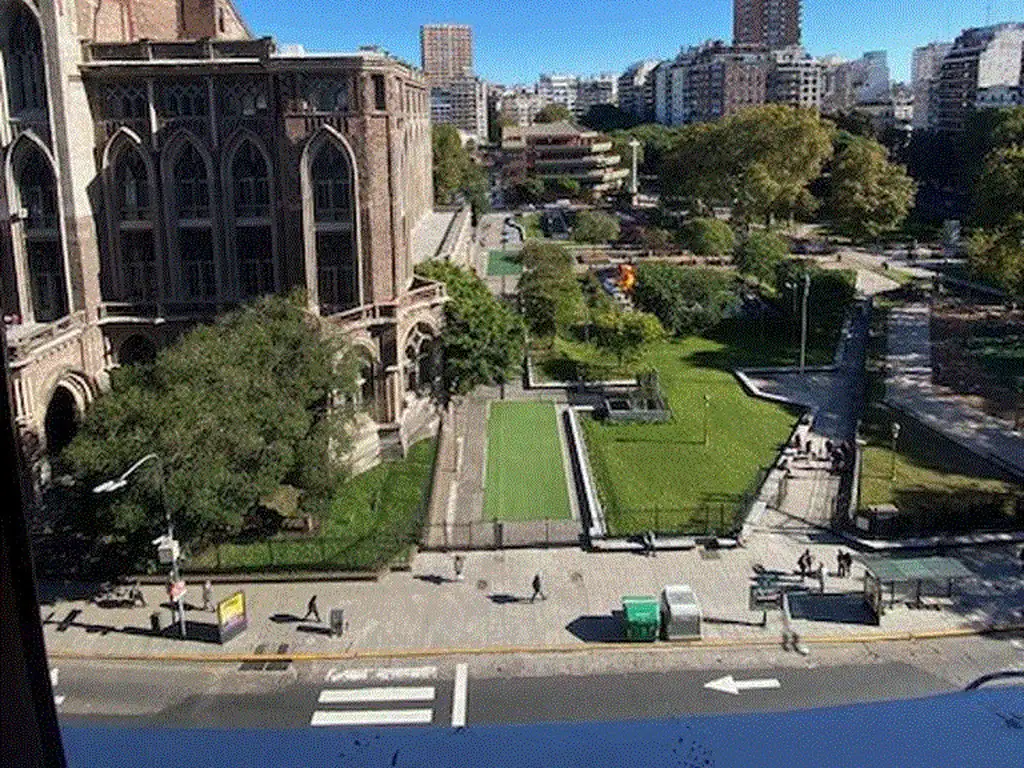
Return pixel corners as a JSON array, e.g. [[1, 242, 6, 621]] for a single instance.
[[931, 301, 1024, 425]]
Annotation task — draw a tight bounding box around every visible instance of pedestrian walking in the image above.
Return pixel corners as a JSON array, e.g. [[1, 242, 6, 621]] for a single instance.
[[131, 580, 146, 608], [815, 563, 825, 593], [530, 573, 546, 602], [453, 554, 465, 582], [843, 551, 853, 577], [303, 594, 321, 623], [836, 549, 845, 577], [202, 580, 213, 611], [645, 530, 657, 558]]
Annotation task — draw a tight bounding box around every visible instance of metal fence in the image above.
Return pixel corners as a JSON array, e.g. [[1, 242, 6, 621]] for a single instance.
[[421, 519, 582, 551], [603, 501, 750, 538]]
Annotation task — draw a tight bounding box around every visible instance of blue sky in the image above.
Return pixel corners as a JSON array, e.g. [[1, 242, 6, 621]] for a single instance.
[[235, 0, 1024, 83]]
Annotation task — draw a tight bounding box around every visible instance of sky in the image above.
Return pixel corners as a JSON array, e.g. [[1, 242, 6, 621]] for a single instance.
[[234, 0, 1024, 84]]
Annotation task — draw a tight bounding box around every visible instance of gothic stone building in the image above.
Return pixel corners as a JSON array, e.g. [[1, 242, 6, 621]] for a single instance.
[[1, 0, 443, 488]]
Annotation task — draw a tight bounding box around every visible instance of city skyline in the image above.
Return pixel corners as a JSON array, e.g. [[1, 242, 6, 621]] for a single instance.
[[234, 0, 1022, 83]]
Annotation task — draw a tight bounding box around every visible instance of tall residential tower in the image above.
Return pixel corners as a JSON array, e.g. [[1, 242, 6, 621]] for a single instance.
[[420, 24, 473, 84], [734, 0, 801, 49]]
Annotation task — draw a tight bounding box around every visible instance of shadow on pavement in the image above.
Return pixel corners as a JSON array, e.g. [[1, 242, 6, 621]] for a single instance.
[[565, 613, 624, 643], [786, 592, 876, 625], [270, 613, 301, 623], [414, 574, 452, 586], [296, 624, 331, 635], [487, 593, 525, 605]]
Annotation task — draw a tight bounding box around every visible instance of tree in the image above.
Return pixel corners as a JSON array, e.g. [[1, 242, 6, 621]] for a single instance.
[[517, 244, 583, 340], [685, 218, 736, 257], [638, 226, 675, 255], [827, 136, 917, 241], [592, 310, 664, 368], [973, 145, 1024, 229], [580, 104, 641, 132], [736, 231, 790, 288], [545, 175, 582, 201], [661, 106, 834, 225], [633, 264, 738, 336], [432, 124, 469, 205], [534, 104, 573, 123], [967, 216, 1024, 298], [415, 262, 525, 393], [572, 210, 621, 243], [63, 294, 356, 551]]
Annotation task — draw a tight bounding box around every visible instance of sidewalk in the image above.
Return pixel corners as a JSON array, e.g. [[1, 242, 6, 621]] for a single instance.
[[40, 534, 1024, 660], [885, 304, 1024, 478]]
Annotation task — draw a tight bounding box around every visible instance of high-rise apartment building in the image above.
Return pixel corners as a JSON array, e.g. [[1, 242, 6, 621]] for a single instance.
[[933, 23, 1024, 133], [538, 73, 579, 115], [734, 0, 801, 49], [687, 44, 769, 122], [420, 23, 473, 84], [618, 60, 661, 121], [912, 41, 953, 129], [575, 74, 619, 117], [768, 46, 824, 110], [819, 51, 890, 114]]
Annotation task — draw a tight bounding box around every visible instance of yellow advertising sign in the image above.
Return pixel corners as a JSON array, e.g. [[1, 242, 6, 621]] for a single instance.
[[217, 591, 247, 642]]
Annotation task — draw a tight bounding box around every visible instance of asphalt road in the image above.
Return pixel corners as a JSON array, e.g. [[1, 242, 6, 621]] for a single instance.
[[56, 657, 963, 731]]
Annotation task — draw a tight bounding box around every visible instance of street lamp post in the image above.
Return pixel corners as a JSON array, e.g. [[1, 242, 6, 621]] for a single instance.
[[703, 393, 711, 447], [799, 272, 811, 373], [889, 422, 901, 483], [93, 453, 186, 639], [628, 138, 640, 206]]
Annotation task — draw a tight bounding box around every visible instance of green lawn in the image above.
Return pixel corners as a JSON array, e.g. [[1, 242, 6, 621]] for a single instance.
[[190, 440, 437, 573], [518, 213, 545, 239], [488, 250, 523, 277], [581, 338, 797, 535], [859, 404, 1019, 526], [483, 401, 572, 521]]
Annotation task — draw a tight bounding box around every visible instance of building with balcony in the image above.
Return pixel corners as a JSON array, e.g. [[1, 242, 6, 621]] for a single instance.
[[430, 75, 488, 143], [933, 23, 1024, 133], [1, 0, 444, 487], [500, 121, 627, 198], [767, 46, 823, 110], [912, 41, 953, 130], [618, 60, 660, 122]]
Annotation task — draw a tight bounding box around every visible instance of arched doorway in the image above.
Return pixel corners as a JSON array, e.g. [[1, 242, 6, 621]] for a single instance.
[[44, 385, 78, 458], [119, 334, 157, 366]]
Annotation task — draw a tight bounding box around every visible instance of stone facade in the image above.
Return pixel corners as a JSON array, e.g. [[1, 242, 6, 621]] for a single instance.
[[1, 0, 443, 491]]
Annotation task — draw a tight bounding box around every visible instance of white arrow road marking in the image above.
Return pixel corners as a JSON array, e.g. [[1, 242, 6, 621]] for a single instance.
[[704, 675, 781, 696], [50, 668, 59, 688], [319, 687, 435, 704], [451, 663, 468, 728], [324, 666, 437, 683]]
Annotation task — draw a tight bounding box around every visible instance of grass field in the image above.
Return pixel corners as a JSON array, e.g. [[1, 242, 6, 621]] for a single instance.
[[580, 338, 797, 535], [488, 250, 523, 277], [190, 440, 437, 572], [859, 404, 1018, 523], [483, 401, 572, 521]]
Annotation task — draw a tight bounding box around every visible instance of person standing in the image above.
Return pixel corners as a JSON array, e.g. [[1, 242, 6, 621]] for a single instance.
[[815, 562, 825, 593], [202, 580, 214, 611], [530, 573, 546, 602], [303, 594, 321, 622], [836, 550, 845, 578], [132, 581, 146, 608], [453, 554, 465, 582]]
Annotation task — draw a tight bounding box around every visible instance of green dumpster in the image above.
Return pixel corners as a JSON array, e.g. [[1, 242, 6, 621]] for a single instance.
[[621, 595, 660, 642]]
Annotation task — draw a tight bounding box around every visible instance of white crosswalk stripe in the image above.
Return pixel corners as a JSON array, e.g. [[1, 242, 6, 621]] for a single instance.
[[311, 671, 441, 727]]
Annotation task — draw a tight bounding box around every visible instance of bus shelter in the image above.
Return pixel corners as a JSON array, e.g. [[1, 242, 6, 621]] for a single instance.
[[862, 555, 974, 612]]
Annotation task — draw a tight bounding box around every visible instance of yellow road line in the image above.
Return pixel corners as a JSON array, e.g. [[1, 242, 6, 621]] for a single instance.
[[47, 623, 1024, 665]]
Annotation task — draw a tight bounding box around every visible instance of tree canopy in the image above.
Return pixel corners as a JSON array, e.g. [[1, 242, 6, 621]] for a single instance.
[[633, 264, 738, 336], [973, 145, 1024, 229], [684, 218, 736, 257], [516, 242, 582, 339], [580, 104, 642, 132], [415, 261, 525, 393], [63, 294, 356, 550], [591, 309, 665, 368], [534, 104, 573, 123], [572, 210, 621, 243], [967, 216, 1024, 298], [432, 124, 489, 217], [736, 231, 790, 288], [661, 106, 834, 224], [827, 135, 917, 240]]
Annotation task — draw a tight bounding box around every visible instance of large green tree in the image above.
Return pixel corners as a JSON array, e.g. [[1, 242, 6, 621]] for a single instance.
[[633, 264, 738, 336], [432, 124, 489, 218], [572, 210, 621, 243], [661, 106, 834, 225], [967, 216, 1024, 297], [63, 294, 356, 550], [517, 242, 583, 339], [592, 309, 665, 368], [827, 136, 917, 241], [736, 231, 790, 288], [416, 261, 525, 393], [534, 104, 573, 123], [684, 218, 736, 257], [973, 145, 1024, 229]]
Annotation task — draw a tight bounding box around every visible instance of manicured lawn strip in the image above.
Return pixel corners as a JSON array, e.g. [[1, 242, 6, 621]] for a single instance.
[[488, 250, 524, 277], [580, 338, 796, 536], [858, 404, 1018, 523], [190, 440, 437, 572], [483, 401, 572, 521]]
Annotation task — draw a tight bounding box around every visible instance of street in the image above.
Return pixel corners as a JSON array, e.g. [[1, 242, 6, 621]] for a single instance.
[[53, 633, 1023, 730]]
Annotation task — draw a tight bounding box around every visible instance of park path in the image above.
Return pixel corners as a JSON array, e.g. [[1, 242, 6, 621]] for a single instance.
[[885, 304, 1024, 479]]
